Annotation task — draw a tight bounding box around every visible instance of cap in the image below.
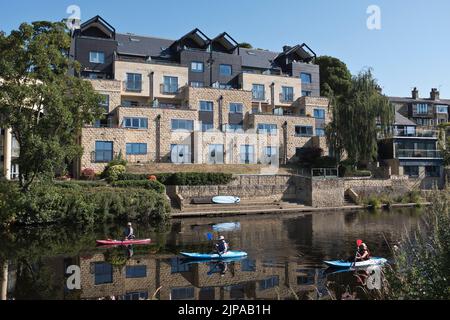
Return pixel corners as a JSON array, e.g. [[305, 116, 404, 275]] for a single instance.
[[219, 236, 225, 240], [127, 222, 132, 226]]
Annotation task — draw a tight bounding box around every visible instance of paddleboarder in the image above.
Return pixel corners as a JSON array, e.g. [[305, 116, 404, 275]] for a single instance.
[[124, 222, 136, 241], [215, 236, 229, 256]]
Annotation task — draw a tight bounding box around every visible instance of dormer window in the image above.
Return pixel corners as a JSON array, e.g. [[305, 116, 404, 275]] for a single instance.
[[90, 51, 105, 64]]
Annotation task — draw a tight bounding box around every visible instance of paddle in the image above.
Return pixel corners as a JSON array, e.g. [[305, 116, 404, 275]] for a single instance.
[[351, 239, 364, 268]]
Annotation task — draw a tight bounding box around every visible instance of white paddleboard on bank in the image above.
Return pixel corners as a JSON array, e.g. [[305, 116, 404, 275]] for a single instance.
[[212, 196, 241, 204]]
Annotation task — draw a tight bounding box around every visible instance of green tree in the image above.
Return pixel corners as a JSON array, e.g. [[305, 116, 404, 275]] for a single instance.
[[438, 123, 450, 166], [315, 55, 352, 101], [0, 21, 103, 191], [238, 42, 253, 49], [326, 69, 394, 164]]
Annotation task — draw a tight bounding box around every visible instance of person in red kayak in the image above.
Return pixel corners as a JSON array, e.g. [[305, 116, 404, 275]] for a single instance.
[[356, 243, 371, 261], [124, 222, 136, 241], [215, 236, 229, 256]]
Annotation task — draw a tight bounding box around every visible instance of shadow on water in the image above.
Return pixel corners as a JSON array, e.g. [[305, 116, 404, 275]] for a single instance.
[[0, 207, 423, 300]]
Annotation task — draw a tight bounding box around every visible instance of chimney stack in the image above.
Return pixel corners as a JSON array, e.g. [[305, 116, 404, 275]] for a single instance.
[[412, 87, 419, 99], [430, 88, 440, 101]]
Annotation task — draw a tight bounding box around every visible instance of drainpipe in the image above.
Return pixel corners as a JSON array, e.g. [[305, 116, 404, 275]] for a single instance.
[[283, 121, 288, 165], [3, 129, 12, 180], [270, 82, 275, 111], [218, 95, 224, 131], [149, 72, 154, 104]]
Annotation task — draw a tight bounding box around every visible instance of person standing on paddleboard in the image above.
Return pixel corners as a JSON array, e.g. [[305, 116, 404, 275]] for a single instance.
[[124, 222, 136, 241], [215, 236, 229, 256]]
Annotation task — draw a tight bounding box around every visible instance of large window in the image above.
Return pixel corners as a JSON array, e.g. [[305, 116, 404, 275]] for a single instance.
[[123, 117, 148, 129], [171, 119, 194, 131], [171, 258, 191, 273], [257, 123, 277, 135], [314, 109, 326, 119], [436, 105, 449, 114], [281, 86, 294, 102], [191, 81, 204, 88], [240, 145, 255, 164], [300, 72, 312, 84], [99, 94, 109, 113], [163, 76, 179, 94], [94, 263, 113, 285], [404, 166, 419, 177], [416, 104, 429, 114], [191, 61, 204, 73], [171, 144, 191, 164], [202, 123, 214, 132], [171, 287, 195, 300], [252, 84, 265, 101], [208, 144, 224, 164], [302, 90, 312, 97], [95, 141, 113, 163], [126, 73, 142, 92], [125, 265, 147, 278], [200, 101, 213, 112], [89, 51, 105, 64], [126, 143, 147, 155], [295, 126, 314, 137], [219, 64, 232, 76], [229, 103, 243, 114], [259, 276, 279, 291]]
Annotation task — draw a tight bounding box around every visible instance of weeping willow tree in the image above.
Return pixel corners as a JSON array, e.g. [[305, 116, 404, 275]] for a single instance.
[[326, 69, 394, 165]]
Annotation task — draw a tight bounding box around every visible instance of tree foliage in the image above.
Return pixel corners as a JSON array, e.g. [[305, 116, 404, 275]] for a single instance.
[[0, 21, 103, 190], [239, 42, 253, 49], [315, 55, 352, 101], [325, 69, 394, 164]]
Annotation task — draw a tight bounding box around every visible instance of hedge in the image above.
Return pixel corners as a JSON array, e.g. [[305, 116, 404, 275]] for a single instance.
[[111, 180, 166, 193], [117, 172, 234, 186]]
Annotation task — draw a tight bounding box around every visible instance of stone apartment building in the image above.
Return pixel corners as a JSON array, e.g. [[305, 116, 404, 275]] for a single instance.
[[72, 16, 331, 176]]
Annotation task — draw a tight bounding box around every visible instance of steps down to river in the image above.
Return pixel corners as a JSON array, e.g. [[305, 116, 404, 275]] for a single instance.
[[177, 199, 306, 216]]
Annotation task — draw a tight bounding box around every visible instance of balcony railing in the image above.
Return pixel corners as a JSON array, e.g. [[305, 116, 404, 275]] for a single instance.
[[252, 94, 266, 101], [160, 84, 180, 95], [279, 93, 295, 103], [394, 129, 438, 138], [120, 103, 192, 110], [122, 81, 142, 93], [396, 149, 442, 158]]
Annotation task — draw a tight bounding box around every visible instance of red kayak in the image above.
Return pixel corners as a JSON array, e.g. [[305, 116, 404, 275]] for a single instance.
[[96, 239, 151, 246]]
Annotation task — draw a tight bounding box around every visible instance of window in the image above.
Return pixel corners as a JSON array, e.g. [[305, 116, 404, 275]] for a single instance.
[[89, 51, 105, 64], [257, 123, 277, 135], [259, 276, 279, 291], [191, 61, 204, 73], [202, 123, 214, 132], [122, 100, 139, 107], [300, 72, 312, 84], [200, 101, 213, 112], [171, 144, 191, 164], [425, 166, 440, 177], [88, 72, 104, 80], [123, 118, 148, 129], [208, 144, 224, 164], [126, 73, 142, 92], [219, 64, 232, 76], [95, 141, 113, 163], [264, 147, 278, 157], [219, 83, 233, 89], [94, 263, 113, 285], [227, 124, 243, 132], [171, 258, 191, 273], [171, 119, 194, 131], [191, 81, 204, 88], [252, 84, 265, 101], [240, 145, 255, 164], [436, 105, 448, 114], [125, 265, 147, 278], [302, 90, 312, 97], [123, 291, 148, 300], [281, 86, 294, 102], [316, 128, 325, 137], [171, 287, 195, 300], [241, 259, 256, 272], [229, 103, 243, 114], [313, 109, 326, 119], [163, 76, 179, 94], [126, 143, 147, 155], [295, 126, 313, 137], [404, 166, 419, 177], [99, 95, 109, 113], [416, 104, 429, 114]]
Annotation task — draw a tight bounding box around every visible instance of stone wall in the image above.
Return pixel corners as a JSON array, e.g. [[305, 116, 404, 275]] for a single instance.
[[344, 177, 412, 199], [311, 178, 345, 208]]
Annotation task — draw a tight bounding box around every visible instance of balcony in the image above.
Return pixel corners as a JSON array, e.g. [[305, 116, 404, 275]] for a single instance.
[[160, 84, 180, 95], [252, 94, 266, 102], [122, 81, 142, 93], [120, 103, 192, 110], [394, 129, 438, 138], [396, 149, 442, 159]]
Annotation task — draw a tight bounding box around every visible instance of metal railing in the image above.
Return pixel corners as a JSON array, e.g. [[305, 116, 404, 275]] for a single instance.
[[396, 149, 442, 158], [160, 84, 180, 95], [279, 93, 295, 103], [122, 81, 142, 93], [394, 129, 438, 138]]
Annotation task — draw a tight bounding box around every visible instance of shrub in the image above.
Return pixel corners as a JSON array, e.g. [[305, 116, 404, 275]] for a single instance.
[[81, 168, 97, 181], [112, 180, 166, 193], [104, 165, 126, 182], [117, 172, 234, 186], [366, 196, 382, 209]]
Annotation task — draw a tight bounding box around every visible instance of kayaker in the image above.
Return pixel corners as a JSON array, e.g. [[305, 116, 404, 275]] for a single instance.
[[215, 236, 229, 256], [356, 243, 371, 261], [124, 222, 136, 241]]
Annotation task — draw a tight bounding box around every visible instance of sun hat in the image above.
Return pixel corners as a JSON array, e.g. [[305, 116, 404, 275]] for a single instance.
[[219, 236, 225, 240]]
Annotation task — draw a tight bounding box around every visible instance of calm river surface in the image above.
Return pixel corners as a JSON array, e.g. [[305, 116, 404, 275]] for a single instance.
[[0, 207, 423, 300]]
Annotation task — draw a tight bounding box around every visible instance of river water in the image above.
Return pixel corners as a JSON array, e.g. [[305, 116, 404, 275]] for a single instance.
[[0, 207, 423, 300]]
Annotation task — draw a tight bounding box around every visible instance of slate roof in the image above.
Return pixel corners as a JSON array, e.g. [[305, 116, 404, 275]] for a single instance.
[[395, 112, 417, 126], [116, 33, 175, 58], [389, 96, 450, 105]]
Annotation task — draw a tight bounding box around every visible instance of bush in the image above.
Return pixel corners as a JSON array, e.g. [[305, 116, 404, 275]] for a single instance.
[[111, 180, 166, 193], [81, 168, 97, 181], [365, 196, 382, 209], [117, 172, 234, 186], [104, 165, 126, 182]]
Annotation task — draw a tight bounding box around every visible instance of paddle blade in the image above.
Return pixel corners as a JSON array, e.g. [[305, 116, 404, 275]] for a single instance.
[[207, 233, 214, 241], [357, 239, 363, 247]]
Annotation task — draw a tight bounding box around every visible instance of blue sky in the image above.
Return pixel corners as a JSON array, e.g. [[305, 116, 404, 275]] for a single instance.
[[1, 0, 449, 98]]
